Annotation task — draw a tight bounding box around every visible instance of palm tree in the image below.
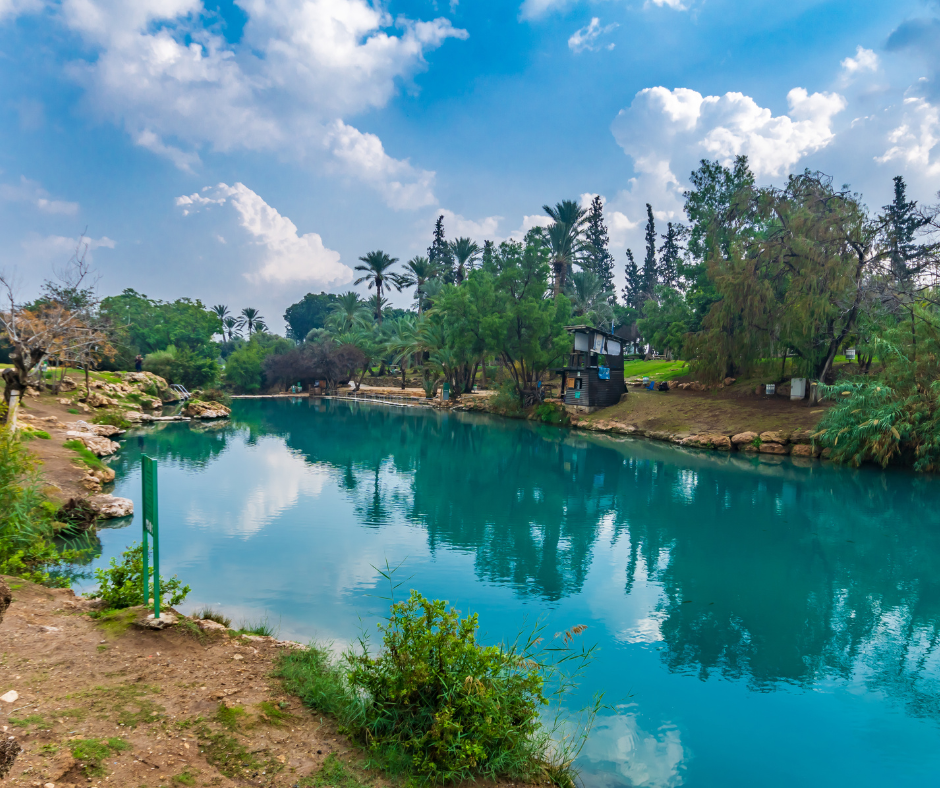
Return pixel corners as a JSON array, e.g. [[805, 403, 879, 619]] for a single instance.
[[211, 304, 230, 321], [222, 315, 245, 341], [354, 251, 402, 325], [326, 291, 372, 333], [241, 307, 263, 336], [384, 316, 419, 390], [448, 238, 481, 284], [568, 271, 614, 328], [543, 199, 589, 299], [398, 256, 439, 314]]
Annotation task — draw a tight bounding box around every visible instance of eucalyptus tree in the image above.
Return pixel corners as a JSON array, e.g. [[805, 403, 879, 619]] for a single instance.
[[240, 307, 264, 336], [449, 237, 481, 284], [399, 256, 439, 314], [326, 291, 372, 332], [354, 250, 403, 325]]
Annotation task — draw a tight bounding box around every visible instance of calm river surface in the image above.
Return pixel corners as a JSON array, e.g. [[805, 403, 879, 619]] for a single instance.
[[86, 398, 940, 787]]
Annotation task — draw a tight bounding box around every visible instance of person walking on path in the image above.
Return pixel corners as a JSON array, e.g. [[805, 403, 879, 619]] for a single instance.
[[135, 354, 143, 373]]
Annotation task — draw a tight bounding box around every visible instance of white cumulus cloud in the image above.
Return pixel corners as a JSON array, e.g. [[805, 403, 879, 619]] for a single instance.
[[839, 45, 880, 86], [646, 0, 688, 10], [177, 182, 354, 287], [7, 0, 466, 206], [568, 18, 618, 53], [877, 96, 940, 178], [436, 209, 502, 242]]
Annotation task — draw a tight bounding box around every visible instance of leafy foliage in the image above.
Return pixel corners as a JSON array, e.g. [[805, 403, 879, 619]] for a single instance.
[[284, 292, 342, 340], [87, 542, 190, 610], [143, 345, 218, 389]]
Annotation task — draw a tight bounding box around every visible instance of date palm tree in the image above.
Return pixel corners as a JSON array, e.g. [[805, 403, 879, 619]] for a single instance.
[[543, 199, 589, 299], [326, 291, 372, 332], [354, 251, 402, 325], [211, 304, 230, 321], [449, 238, 481, 284], [384, 316, 419, 390], [222, 315, 245, 341], [240, 307, 264, 336], [398, 256, 439, 314], [568, 271, 614, 328]]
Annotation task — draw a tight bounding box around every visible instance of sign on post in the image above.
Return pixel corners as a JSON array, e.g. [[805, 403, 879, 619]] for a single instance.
[[141, 456, 161, 619]]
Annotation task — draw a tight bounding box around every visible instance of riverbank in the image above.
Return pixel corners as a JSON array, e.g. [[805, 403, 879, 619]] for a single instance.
[[0, 576, 384, 787]]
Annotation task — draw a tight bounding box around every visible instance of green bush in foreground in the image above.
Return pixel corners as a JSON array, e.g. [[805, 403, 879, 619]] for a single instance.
[[87, 542, 190, 610], [277, 590, 598, 786], [0, 424, 86, 584]]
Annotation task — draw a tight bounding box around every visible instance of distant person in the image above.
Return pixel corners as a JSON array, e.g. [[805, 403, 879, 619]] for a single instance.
[[135, 354, 143, 372]]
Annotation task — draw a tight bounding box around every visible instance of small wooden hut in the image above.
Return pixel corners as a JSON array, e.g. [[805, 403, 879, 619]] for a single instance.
[[555, 325, 626, 410]]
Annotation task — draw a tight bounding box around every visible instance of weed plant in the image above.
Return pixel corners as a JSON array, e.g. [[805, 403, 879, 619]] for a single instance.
[[235, 615, 279, 637], [92, 411, 131, 429], [63, 439, 106, 472], [193, 606, 232, 627], [277, 589, 601, 786]]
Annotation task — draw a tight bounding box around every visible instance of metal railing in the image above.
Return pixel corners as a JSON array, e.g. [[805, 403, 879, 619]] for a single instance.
[[324, 390, 436, 409]]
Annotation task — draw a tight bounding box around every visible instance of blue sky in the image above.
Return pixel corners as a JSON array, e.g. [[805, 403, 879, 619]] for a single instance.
[[2, 0, 939, 330]]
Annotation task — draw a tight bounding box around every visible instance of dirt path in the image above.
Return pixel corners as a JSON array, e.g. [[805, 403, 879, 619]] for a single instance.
[[0, 577, 371, 787]]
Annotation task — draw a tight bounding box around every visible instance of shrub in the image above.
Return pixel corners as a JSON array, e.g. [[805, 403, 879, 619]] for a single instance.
[[278, 591, 598, 786], [491, 380, 523, 414], [87, 542, 190, 610], [194, 387, 232, 407], [63, 440, 106, 472], [532, 402, 569, 426]]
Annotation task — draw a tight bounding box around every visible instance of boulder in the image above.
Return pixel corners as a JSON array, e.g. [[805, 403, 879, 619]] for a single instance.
[[731, 431, 759, 445], [791, 444, 820, 458], [820, 448, 832, 459], [67, 433, 120, 456], [89, 494, 133, 519], [742, 444, 761, 453], [689, 382, 706, 392], [723, 377, 737, 386], [760, 430, 790, 444], [71, 420, 123, 437], [195, 619, 229, 633], [58, 397, 71, 405], [182, 400, 231, 420], [124, 411, 143, 422], [758, 442, 790, 455], [148, 399, 163, 410], [682, 433, 732, 451], [789, 428, 814, 444], [59, 376, 77, 392], [85, 391, 118, 408]]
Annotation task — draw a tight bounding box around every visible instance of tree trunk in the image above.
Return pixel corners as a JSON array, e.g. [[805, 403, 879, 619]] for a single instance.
[[401, 365, 406, 390]]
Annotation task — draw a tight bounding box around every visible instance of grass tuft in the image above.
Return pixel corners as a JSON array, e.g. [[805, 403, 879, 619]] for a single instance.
[[235, 614, 278, 638], [193, 606, 231, 628], [69, 737, 132, 777]]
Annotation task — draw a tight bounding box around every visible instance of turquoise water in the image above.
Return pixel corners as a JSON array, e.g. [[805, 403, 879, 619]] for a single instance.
[[90, 398, 940, 787]]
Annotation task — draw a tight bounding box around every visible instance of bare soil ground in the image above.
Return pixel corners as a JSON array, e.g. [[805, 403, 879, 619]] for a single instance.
[[580, 384, 828, 436], [0, 577, 378, 788]]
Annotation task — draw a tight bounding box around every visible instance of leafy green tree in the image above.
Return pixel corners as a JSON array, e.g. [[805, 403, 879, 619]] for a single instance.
[[222, 332, 292, 393], [882, 176, 931, 288], [657, 222, 683, 289], [637, 286, 692, 359], [283, 292, 341, 341], [583, 195, 616, 297], [479, 240, 572, 402], [144, 346, 219, 388], [355, 251, 403, 325]]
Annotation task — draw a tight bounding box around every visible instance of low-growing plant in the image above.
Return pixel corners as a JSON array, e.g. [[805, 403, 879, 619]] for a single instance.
[[92, 410, 131, 429], [193, 606, 231, 628], [69, 737, 132, 777], [63, 439, 106, 472], [236, 614, 278, 637], [194, 387, 232, 407], [532, 402, 569, 426], [491, 380, 523, 414], [28, 429, 51, 440], [86, 542, 191, 610]]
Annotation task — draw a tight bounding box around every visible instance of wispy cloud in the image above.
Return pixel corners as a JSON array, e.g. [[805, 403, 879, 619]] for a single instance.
[[569, 18, 618, 54], [0, 176, 79, 215]]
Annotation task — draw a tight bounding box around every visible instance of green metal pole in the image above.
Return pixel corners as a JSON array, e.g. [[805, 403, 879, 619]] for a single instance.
[[142, 529, 149, 607]]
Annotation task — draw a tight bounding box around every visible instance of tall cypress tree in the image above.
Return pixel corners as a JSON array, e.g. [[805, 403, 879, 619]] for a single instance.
[[623, 249, 643, 310], [643, 203, 658, 299], [658, 222, 682, 289], [427, 215, 455, 283], [883, 175, 927, 287], [584, 195, 616, 299]]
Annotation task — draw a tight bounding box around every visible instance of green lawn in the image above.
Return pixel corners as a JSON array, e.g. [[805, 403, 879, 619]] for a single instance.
[[623, 359, 689, 381]]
